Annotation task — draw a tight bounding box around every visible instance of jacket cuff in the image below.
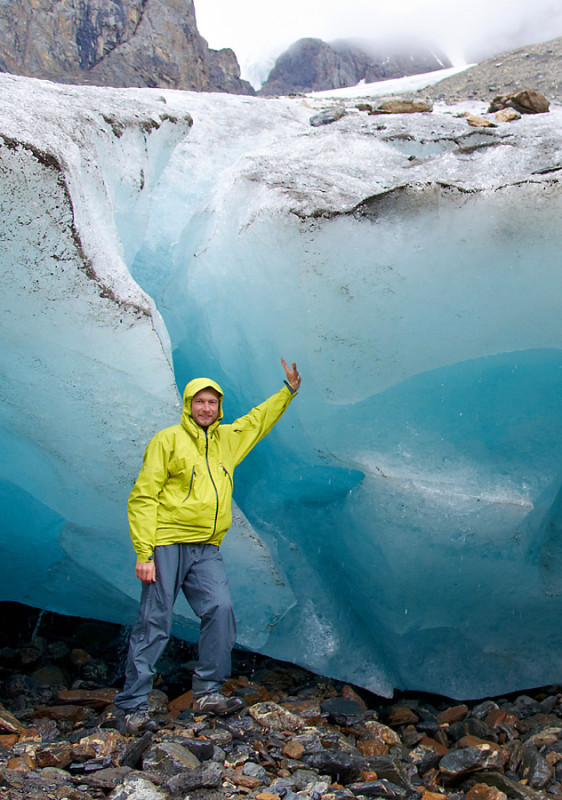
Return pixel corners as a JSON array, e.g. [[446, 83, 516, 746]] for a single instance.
[[284, 380, 298, 395]]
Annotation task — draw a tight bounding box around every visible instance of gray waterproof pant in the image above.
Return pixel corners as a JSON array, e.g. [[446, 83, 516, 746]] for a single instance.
[[114, 543, 236, 711]]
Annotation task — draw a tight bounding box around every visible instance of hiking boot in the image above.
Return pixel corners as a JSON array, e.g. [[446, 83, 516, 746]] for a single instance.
[[124, 710, 159, 734], [192, 692, 244, 716]]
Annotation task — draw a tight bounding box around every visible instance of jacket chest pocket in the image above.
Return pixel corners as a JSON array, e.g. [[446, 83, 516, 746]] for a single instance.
[[167, 458, 196, 497], [219, 463, 233, 490]]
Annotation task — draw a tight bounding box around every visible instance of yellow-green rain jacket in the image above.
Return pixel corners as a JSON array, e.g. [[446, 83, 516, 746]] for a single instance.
[[128, 378, 297, 562]]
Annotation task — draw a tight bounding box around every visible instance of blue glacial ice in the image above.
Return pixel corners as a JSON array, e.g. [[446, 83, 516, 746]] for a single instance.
[[1, 71, 562, 698]]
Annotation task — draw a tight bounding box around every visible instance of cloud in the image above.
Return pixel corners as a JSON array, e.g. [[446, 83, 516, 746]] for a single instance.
[[196, 0, 562, 86]]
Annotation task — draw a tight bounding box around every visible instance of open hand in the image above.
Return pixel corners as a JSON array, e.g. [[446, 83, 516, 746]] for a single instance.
[[281, 358, 301, 391]]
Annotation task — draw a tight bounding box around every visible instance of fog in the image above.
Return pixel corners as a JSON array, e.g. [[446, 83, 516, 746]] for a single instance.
[[196, 0, 562, 88]]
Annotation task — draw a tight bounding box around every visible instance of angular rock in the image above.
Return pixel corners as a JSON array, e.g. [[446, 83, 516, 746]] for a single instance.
[[420, 734, 448, 755], [30, 664, 67, 688], [448, 718, 495, 742], [142, 741, 200, 779], [249, 701, 305, 732], [56, 688, 117, 708], [469, 770, 547, 800], [518, 743, 552, 789], [357, 738, 389, 757], [173, 736, 215, 762], [69, 765, 133, 789], [310, 107, 346, 127], [281, 696, 323, 724], [34, 741, 74, 768], [385, 706, 420, 726], [465, 784, 508, 800], [362, 754, 419, 792], [108, 773, 166, 799], [369, 99, 433, 114], [303, 750, 364, 784], [458, 735, 502, 752], [291, 731, 325, 754], [364, 720, 402, 747], [283, 739, 305, 760], [495, 108, 521, 122], [436, 704, 469, 725], [321, 697, 367, 726], [167, 690, 193, 717], [72, 729, 127, 761], [348, 778, 410, 798], [165, 760, 223, 795], [0, 703, 25, 734], [408, 743, 443, 775], [342, 685, 368, 709], [439, 746, 506, 778], [464, 113, 497, 128], [119, 731, 153, 769], [471, 702, 500, 720], [488, 88, 550, 114]]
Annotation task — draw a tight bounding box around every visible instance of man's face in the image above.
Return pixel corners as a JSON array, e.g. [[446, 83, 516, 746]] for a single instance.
[[190, 388, 220, 428]]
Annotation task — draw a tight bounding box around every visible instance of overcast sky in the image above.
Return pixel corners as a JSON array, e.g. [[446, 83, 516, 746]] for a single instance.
[[195, 0, 562, 88]]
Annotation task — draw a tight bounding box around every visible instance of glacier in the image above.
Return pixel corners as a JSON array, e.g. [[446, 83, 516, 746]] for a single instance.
[[1, 70, 562, 699]]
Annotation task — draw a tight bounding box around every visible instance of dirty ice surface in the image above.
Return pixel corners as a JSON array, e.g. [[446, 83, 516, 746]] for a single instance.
[[1, 70, 562, 698]]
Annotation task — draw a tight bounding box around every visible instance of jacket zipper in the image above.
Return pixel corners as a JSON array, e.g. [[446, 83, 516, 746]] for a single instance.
[[205, 431, 219, 536], [183, 466, 195, 502]]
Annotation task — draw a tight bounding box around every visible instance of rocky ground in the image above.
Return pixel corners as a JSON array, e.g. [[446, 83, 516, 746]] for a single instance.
[[2, 604, 562, 800], [417, 36, 562, 105]]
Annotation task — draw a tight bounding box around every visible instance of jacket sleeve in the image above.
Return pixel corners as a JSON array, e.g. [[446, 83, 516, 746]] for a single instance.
[[228, 384, 297, 467], [127, 433, 172, 562]]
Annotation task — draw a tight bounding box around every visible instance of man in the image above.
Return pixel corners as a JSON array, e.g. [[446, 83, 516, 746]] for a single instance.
[[114, 359, 301, 732]]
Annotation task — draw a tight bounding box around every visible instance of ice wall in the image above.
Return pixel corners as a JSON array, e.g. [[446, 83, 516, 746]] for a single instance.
[[2, 71, 562, 698]]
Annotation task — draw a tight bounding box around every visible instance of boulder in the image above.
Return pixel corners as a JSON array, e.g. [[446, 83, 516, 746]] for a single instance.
[[488, 88, 550, 114]]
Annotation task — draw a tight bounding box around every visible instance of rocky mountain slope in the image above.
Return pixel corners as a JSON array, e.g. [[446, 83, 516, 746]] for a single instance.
[[421, 35, 562, 104], [0, 0, 254, 94], [259, 37, 452, 95]]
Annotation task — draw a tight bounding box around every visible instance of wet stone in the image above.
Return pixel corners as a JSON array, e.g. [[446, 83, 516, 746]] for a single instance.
[[165, 759, 223, 795], [518, 743, 552, 789], [347, 778, 410, 798], [439, 746, 507, 778], [108, 773, 166, 799], [471, 701, 500, 720], [465, 785, 508, 800], [243, 760, 268, 780], [56, 688, 117, 708], [119, 730, 153, 769], [466, 770, 544, 800], [385, 706, 420, 726], [249, 701, 306, 732], [283, 739, 305, 760], [448, 718, 495, 742], [408, 743, 443, 775], [34, 739, 74, 768], [437, 704, 469, 725], [302, 750, 364, 784], [320, 697, 367, 727], [174, 735, 215, 762], [71, 765, 134, 789], [141, 740, 200, 778], [30, 664, 67, 689], [7, 606, 562, 800]]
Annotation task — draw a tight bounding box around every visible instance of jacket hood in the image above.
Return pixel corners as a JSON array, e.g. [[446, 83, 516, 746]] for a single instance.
[[181, 377, 224, 435]]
